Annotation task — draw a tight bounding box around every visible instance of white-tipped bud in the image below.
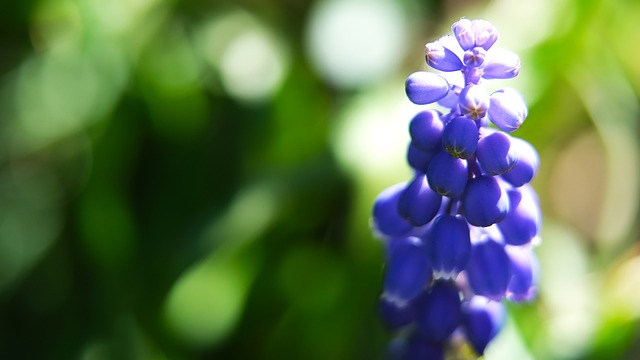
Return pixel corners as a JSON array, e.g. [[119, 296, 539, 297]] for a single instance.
[[482, 48, 521, 80], [488, 88, 528, 132]]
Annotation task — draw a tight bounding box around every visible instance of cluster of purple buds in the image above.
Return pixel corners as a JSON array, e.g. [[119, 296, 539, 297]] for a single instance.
[[372, 19, 541, 359]]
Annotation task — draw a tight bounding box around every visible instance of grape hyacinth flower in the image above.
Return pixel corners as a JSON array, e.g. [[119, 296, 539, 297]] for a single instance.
[[371, 18, 542, 359]]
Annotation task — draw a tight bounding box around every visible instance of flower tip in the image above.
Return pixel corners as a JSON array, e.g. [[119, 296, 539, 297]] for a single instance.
[[471, 19, 499, 50], [452, 18, 475, 50]]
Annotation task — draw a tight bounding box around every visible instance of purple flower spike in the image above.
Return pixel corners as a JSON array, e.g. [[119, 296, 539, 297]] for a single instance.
[[462, 175, 510, 227], [498, 184, 541, 245], [425, 41, 464, 72], [501, 138, 539, 187], [505, 245, 538, 302], [482, 48, 520, 79], [476, 131, 519, 176], [459, 85, 490, 120], [488, 88, 528, 132], [383, 236, 433, 304], [462, 296, 506, 355], [374, 17, 541, 357], [414, 280, 462, 341], [452, 18, 475, 50], [398, 174, 443, 226], [466, 236, 511, 300], [372, 183, 414, 238], [405, 72, 450, 105], [471, 19, 499, 50], [426, 151, 468, 198], [409, 109, 444, 152], [426, 214, 471, 278], [442, 116, 479, 159]]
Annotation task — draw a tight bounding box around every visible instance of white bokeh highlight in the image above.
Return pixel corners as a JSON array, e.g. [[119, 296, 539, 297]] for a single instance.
[[306, 0, 408, 88]]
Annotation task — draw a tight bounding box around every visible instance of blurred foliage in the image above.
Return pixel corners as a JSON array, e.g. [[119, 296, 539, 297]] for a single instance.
[[0, 0, 640, 359]]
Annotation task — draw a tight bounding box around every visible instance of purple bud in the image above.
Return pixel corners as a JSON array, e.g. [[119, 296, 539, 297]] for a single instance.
[[442, 116, 478, 159], [488, 88, 528, 132], [505, 245, 538, 302], [462, 296, 506, 355], [462, 175, 510, 227], [459, 85, 490, 120], [398, 174, 443, 226], [452, 18, 475, 50], [497, 185, 541, 246], [383, 237, 432, 303], [464, 47, 486, 68], [482, 48, 520, 79], [402, 334, 445, 360], [426, 214, 471, 278], [373, 183, 414, 238], [471, 19, 499, 50], [379, 296, 415, 330], [407, 143, 437, 173], [405, 72, 450, 105], [437, 87, 460, 108], [425, 41, 464, 71], [466, 236, 511, 300], [409, 110, 444, 152], [414, 280, 462, 341], [501, 138, 539, 187], [426, 151, 468, 198], [476, 131, 519, 176]]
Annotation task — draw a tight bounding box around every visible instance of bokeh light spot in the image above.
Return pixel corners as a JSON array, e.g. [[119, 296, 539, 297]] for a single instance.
[[306, 0, 408, 88], [196, 10, 289, 103], [164, 252, 254, 348]]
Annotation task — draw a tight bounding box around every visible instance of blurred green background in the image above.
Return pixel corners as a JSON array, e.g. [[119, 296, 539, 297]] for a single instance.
[[1, 0, 640, 359]]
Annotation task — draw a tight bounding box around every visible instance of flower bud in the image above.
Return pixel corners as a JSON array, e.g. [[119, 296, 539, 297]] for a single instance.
[[501, 138, 539, 187], [476, 131, 519, 176], [379, 296, 415, 330], [426, 151, 468, 198], [372, 183, 414, 238], [497, 185, 541, 246], [426, 214, 471, 278], [466, 236, 511, 300], [409, 109, 444, 152], [425, 41, 464, 71], [383, 236, 433, 304], [402, 333, 445, 360], [414, 280, 462, 341], [462, 175, 510, 227], [464, 47, 486, 68], [407, 143, 436, 173], [488, 88, 528, 132], [482, 48, 520, 79], [398, 174, 443, 226], [442, 116, 478, 159], [405, 72, 450, 105], [437, 88, 459, 108], [452, 18, 475, 50], [459, 85, 489, 120], [505, 245, 538, 302], [471, 19, 499, 50], [462, 296, 506, 355]]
